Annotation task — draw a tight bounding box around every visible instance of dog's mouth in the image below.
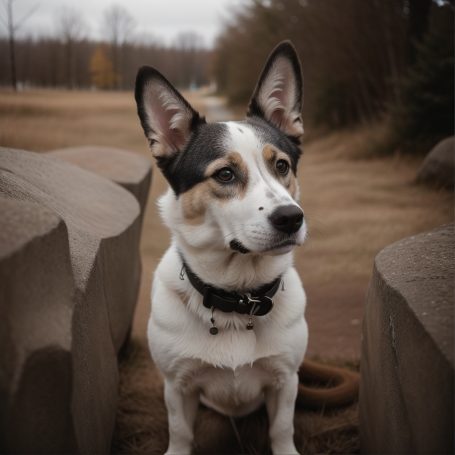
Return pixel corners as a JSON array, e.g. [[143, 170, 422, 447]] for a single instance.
[[229, 238, 297, 255], [229, 239, 250, 254], [262, 239, 297, 253]]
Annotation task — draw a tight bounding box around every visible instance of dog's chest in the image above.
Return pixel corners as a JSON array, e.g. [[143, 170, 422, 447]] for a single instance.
[[175, 358, 285, 416]]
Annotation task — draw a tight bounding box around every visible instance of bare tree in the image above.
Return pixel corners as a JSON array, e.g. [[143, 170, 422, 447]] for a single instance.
[[56, 6, 86, 89], [0, 0, 38, 90], [173, 32, 206, 88], [102, 4, 135, 89]]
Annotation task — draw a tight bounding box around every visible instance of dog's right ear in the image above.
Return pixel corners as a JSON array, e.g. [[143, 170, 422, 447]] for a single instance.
[[247, 41, 303, 141], [135, 66, 205, 160]]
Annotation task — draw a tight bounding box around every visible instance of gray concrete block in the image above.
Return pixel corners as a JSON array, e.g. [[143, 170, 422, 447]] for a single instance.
[[0, 147, 144, 453], [360, 224, 454, 454], [48, 146, 152, 216], [0, 196, 77, 453], [417, 137, 454, 188]]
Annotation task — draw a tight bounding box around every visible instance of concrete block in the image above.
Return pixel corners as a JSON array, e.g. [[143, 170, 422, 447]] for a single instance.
[[0, 196, 76, 453], [0, 147, 145, 453], [417, 137, 454, 188], [48, 146, 152, 216], [360, 224, 454, 454]]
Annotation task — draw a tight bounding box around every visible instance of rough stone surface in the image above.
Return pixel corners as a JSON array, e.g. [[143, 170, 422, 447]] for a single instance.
[[417, 136, 454, 188], [0, 196, 76, 453], [0, 147, 148, 454], [360, 224, 454, 454], [48, 146, 152, 216]]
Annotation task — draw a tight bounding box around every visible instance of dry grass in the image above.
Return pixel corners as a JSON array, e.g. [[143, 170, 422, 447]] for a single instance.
[[112, 339, 359, 455], [0, 89, 204, 152]]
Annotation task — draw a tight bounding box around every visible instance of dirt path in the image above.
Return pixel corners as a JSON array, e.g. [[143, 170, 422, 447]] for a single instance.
[[132, 92, 453, 361]]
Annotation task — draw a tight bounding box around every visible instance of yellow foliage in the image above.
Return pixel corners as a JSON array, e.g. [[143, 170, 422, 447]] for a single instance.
[[90, 46, 116, 89]]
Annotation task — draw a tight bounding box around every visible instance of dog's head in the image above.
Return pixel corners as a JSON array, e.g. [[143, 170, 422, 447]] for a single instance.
[[135, 41, 306, 256]]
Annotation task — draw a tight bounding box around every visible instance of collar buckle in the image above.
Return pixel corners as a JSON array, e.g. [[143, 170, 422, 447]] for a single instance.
[[244, 293, 261, 305]]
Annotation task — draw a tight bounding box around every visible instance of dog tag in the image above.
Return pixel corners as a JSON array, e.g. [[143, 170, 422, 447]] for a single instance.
[[209, 309, 218, 335]]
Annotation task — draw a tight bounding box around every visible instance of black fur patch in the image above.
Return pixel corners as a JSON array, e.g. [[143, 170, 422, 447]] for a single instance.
[[245, 116, 302, 173], [162, 123, 229, 195]]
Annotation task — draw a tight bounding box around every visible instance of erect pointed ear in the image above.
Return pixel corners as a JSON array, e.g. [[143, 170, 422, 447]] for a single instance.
[[247, 41, 303, 141], [135, 66, 205, 160]]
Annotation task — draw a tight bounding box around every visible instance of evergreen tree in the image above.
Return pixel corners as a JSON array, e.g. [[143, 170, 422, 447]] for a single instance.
[[391, 4, 454, 152]]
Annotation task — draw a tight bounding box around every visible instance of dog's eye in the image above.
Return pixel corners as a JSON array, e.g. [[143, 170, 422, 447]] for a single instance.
[[276, 159, 289, 175], [214, 167, 235, 183]]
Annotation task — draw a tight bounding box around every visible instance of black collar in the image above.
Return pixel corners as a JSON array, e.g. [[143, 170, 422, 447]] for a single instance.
[[181, 258, 281, 317]]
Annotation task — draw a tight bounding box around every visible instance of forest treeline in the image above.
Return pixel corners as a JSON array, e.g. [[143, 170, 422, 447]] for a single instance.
[[214, 0, 454, 152], [0, 37, 211, 90], [1, 0, 453, 152], [0, 4, 211, 90]]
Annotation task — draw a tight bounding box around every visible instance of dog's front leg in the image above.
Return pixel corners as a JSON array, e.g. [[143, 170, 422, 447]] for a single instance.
[[164, 379, 199, 455], [265, 372, 300, 455]]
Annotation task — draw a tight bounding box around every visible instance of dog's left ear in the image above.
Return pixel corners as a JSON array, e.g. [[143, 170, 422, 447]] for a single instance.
[[135, 66, 205, 160], [247, 41, 303, 141]]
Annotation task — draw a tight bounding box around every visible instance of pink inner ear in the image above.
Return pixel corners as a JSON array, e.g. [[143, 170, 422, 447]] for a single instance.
[[168, 127, 186, 151], [269, 81, 291, 129], [158, 107, 186, 150], [268, 84, 303, 137], [144, 83, 189, 152], [270, 107, 286, 129]]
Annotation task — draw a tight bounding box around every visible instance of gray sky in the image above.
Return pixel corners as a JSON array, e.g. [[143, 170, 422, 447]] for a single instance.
[[1, 0, 246, 47]]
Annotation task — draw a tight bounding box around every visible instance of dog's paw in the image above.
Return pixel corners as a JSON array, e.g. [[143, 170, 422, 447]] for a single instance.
[[164, 448, 192, 455], [271, 443, 300, 455]]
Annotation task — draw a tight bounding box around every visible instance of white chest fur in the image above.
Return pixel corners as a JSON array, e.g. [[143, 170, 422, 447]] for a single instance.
[[168, 357, 294, 417], [147, 246, 308, 417]]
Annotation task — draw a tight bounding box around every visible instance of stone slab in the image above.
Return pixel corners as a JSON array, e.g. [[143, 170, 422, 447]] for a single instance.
[[0, 147, 144, 453], [417, 136, 454, 188], [48, 146, 152, 216], [0, 196, 76, 453], [359, 224, 454, 454]]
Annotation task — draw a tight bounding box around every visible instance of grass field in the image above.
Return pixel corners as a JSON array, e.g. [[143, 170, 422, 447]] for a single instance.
[[0, 89, 452, 359]]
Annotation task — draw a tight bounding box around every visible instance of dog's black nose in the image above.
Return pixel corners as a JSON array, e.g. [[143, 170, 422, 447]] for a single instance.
[[269, 205, 304, 234]]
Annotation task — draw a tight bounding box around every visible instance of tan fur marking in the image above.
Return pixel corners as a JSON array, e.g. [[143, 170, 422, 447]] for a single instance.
[[203, 152, 249, 199], [262, 143, 297, 198], [262, 144, 277, 163], [227, 151, 249, 198], [287, 174, 299, 200], [180, 171, 244, 225], [181, 151, 251, 225], [180, 181, 211, 225]]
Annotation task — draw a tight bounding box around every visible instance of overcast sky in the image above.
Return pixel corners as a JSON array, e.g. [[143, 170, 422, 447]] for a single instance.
[[1, 0, 247, 47]]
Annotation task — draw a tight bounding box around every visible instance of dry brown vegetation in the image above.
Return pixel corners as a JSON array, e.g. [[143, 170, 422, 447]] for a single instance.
[[0, 89, 203, 152], [0, 89, 452, 360]]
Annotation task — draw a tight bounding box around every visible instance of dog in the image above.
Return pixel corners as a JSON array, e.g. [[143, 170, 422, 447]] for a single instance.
[[135, 41, 341, 455]]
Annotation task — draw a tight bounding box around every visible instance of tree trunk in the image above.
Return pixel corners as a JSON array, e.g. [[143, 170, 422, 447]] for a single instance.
[[7, 0, 17, 91]]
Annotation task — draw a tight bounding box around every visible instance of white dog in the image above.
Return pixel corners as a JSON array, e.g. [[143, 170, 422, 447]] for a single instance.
[[136, 41, 310, 455]]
